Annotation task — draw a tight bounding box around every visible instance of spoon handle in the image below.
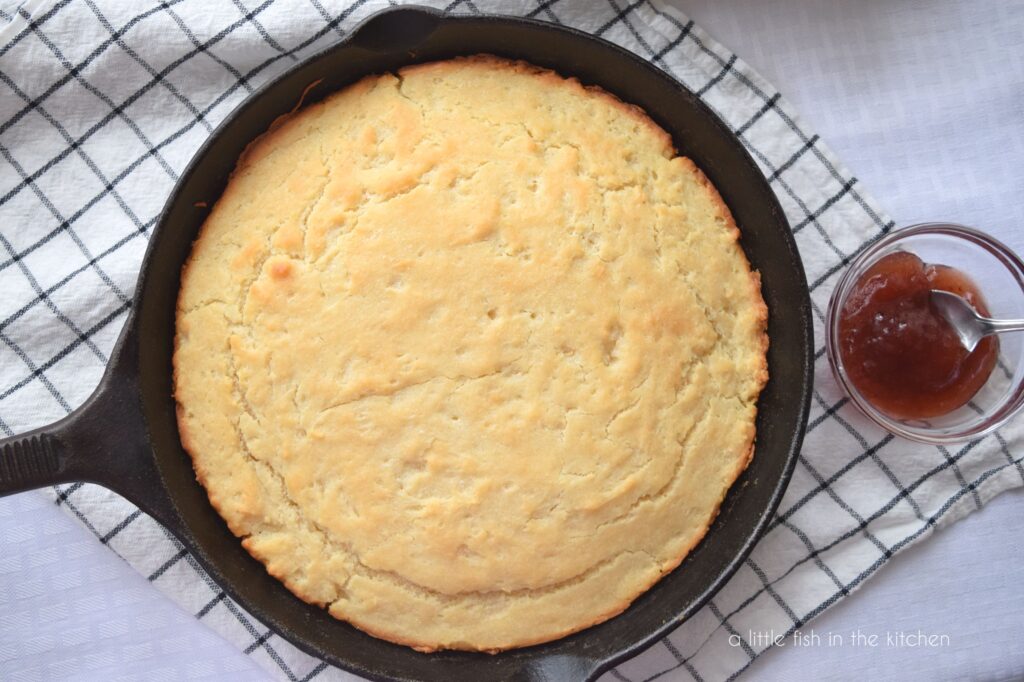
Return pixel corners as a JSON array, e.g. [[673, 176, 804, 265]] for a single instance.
[[978, 316, 1024, 335]]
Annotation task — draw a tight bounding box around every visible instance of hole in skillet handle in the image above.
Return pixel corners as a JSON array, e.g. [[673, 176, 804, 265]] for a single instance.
[[349, 5, 443, 53]]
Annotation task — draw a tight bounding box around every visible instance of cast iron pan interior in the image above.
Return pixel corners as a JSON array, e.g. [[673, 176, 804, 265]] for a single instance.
[[0, 7, 812, 681]]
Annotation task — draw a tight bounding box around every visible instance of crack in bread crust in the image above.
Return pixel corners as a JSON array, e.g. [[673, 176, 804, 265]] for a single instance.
[[173, 55, 768, 653]]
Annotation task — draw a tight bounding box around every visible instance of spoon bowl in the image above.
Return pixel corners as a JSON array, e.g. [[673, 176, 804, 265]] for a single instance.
[[931, 289, 1024, 353]]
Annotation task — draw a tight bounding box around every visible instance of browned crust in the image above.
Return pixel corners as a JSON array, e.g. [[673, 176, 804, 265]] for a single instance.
[[172, 54, 770, 654], [342, 580, 660, 655], [173, 368, 251, 542], [398, 54, 676, 155], [686, 159, 771, 390]]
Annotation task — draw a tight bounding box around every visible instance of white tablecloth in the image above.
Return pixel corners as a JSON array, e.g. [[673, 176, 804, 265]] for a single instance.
[[2, 0, 1022, 680]]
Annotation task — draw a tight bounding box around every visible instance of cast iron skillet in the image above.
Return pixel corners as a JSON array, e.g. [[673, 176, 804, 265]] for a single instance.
[[0, 6, 812, 681]]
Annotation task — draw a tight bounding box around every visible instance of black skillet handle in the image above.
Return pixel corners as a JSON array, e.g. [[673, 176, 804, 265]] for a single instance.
[[349, 4, 443, 52], [506, 654, 606, 682], [0, 324, 181, 531]]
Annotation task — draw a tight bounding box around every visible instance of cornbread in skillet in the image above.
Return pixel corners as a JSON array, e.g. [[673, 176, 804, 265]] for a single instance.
[[174, 55, 768, 652]]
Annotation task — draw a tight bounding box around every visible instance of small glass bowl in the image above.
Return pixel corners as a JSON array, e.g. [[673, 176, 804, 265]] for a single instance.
[[825, 223, 1024, 444]]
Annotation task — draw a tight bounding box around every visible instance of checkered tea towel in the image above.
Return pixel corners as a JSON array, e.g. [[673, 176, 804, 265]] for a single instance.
[[1, 0, 1022, 680]]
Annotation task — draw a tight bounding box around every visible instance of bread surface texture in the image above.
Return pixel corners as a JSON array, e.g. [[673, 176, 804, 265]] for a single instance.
[[174, 55, 768, 652]]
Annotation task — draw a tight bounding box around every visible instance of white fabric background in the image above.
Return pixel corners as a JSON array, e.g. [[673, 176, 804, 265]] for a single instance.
[[1, 0, 1022, 680]]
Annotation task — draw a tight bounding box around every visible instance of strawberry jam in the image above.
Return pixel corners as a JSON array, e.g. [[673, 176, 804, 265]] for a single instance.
[[838, 251, 998, 420]]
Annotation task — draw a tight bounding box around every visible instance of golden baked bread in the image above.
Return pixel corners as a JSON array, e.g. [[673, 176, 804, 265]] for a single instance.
[[174, 55, 768, 652]]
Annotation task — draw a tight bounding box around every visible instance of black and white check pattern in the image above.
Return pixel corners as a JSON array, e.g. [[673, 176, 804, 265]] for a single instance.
[[1, 1, 1022, 680]]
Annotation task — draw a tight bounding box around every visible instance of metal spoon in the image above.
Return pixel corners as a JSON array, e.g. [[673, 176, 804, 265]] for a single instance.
[[930, 289, 1024, 352]]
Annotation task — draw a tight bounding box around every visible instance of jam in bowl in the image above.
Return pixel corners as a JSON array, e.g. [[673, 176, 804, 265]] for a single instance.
[[826, 224, 1024, 443], [837, 250, 998, 420]]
